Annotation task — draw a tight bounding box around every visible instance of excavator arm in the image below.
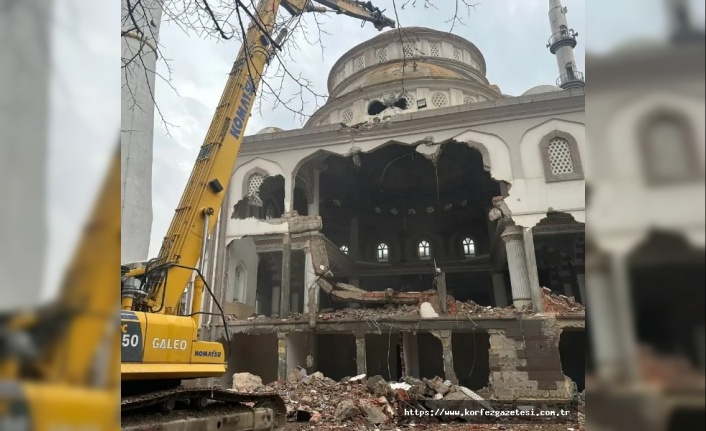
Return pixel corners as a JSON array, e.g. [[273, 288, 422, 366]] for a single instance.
[[132, 0, 395, 317]]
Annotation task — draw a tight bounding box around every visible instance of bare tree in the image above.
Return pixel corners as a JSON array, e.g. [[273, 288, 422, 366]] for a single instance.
[[121, 0, 481, 129]]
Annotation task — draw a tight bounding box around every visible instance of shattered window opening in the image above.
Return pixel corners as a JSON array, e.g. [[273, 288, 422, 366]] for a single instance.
[[377, 243, 389, 262], [463, 237, 476, 257], [418, 240, 431, 260]]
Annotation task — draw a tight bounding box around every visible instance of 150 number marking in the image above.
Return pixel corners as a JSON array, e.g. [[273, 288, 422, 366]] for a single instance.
[[122, 334, 139, 347]]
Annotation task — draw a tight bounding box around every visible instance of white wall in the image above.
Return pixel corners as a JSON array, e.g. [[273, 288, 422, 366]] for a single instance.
[[225, 237, 258, 306]]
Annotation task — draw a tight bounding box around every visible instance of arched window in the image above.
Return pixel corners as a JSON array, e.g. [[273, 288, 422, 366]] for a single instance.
[[340, 245, 349, 255], [540, 131, 584, 182], [377, 243, 389, 262], [462, 237, 476, 257], [418, 240, 431, 260], [640, 112, 701, 185]]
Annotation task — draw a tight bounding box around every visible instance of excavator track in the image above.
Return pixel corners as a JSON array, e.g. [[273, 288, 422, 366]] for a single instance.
[[121, 387, 287, 431]]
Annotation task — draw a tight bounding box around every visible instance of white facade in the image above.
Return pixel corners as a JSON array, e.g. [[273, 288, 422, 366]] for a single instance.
[[218, 27, 586, 317]]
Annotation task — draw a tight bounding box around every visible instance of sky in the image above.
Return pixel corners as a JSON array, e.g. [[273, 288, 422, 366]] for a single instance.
[[36, 0, 699, 301]]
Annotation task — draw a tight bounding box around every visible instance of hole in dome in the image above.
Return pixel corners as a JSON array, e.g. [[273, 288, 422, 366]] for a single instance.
[[368, 100, 387, 115], [393, 97, 408, 110]]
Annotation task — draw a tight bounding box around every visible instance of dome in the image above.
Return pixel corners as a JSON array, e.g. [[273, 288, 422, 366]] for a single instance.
[[305, 27, 503, 128], [522, 85, 562, 96], [255, 127, 284, 135]]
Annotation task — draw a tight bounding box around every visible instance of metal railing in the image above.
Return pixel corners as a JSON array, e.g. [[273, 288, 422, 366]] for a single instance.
[[547, 29, 578, 52], [556, 70, 585, 87]]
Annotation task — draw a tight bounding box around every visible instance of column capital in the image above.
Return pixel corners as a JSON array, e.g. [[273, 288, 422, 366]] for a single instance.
[[501, 225, 524, 243]]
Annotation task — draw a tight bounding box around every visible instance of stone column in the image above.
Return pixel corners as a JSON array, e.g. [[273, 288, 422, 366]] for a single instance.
[[433, 331, 457, 384], [280, 234, 291, 316], [522, 227, 544, 312], [610, 255, 640, 384], [491, 271, 509, 307], [586, 250, 626, 383], [501, 225, 532, 309], [303, 248, 317, 313], [402, 333, 420, 378], [355, 335, 367, 376], [277, 333, 287, 382], [576, 273, 586, 305]]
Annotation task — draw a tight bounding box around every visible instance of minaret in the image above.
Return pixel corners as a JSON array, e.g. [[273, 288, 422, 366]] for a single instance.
[[121, 0, 162, 264], [547, 0, 585, 90], [665, 0, 705, 44]]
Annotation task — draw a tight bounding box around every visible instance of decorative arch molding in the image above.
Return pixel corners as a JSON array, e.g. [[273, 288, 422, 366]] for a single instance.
[[231, 158, 287, 204], [607, 92, 705, 183], [240, 167, 270, 206], [449, 129, 513, 181], [538, 130, 584, 182], [519, 118, 586, 180], [295, 164, 315, 204]]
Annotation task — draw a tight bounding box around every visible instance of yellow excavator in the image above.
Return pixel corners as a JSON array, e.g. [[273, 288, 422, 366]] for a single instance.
[[119, 0, 395, 429]]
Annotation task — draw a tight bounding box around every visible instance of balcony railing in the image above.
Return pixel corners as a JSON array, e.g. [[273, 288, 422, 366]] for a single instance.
[[547, 29, 578, 53], [556, 70, 585, 88]]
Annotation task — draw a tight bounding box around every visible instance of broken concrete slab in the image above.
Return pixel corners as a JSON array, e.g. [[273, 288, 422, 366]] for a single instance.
[[231, 372, 264, 392]]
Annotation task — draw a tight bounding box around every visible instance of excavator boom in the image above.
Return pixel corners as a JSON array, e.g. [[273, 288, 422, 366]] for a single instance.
[[120, 1, 394, 429], [138, 0, 394, 317]]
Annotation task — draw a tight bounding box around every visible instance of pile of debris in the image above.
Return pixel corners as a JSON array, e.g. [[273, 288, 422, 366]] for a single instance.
[[637, 345, 706, 393], [230, 372, 581, 429], [225, 287, 584, 324], [540, 287, 585, 315]]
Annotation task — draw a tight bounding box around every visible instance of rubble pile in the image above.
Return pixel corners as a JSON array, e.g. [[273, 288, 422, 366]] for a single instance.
[[637, 345, 706, 392], [540, 287, 585, 315], [225, 287, 585, 324], [229, 372, 583, 430]]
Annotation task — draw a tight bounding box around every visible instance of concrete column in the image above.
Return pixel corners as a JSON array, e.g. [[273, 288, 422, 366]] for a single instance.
[[576, 273, 586, 305], [433, 331, 457, 384], [280, 234, 291, 316], [610, 255, 640, 384], [563, 282, 575, 298], [277, 333, 287, 382], [501, 226, 532, 309], [271, 285, 281, 317], [522, 227, 544, 312], [350, 217, 360, 259], [303, 248, 317, 313], [586, 253, 626, 383], [355, 335, 367, 376], [402, 333, 420, 378], [491, 272, 508, 307]]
